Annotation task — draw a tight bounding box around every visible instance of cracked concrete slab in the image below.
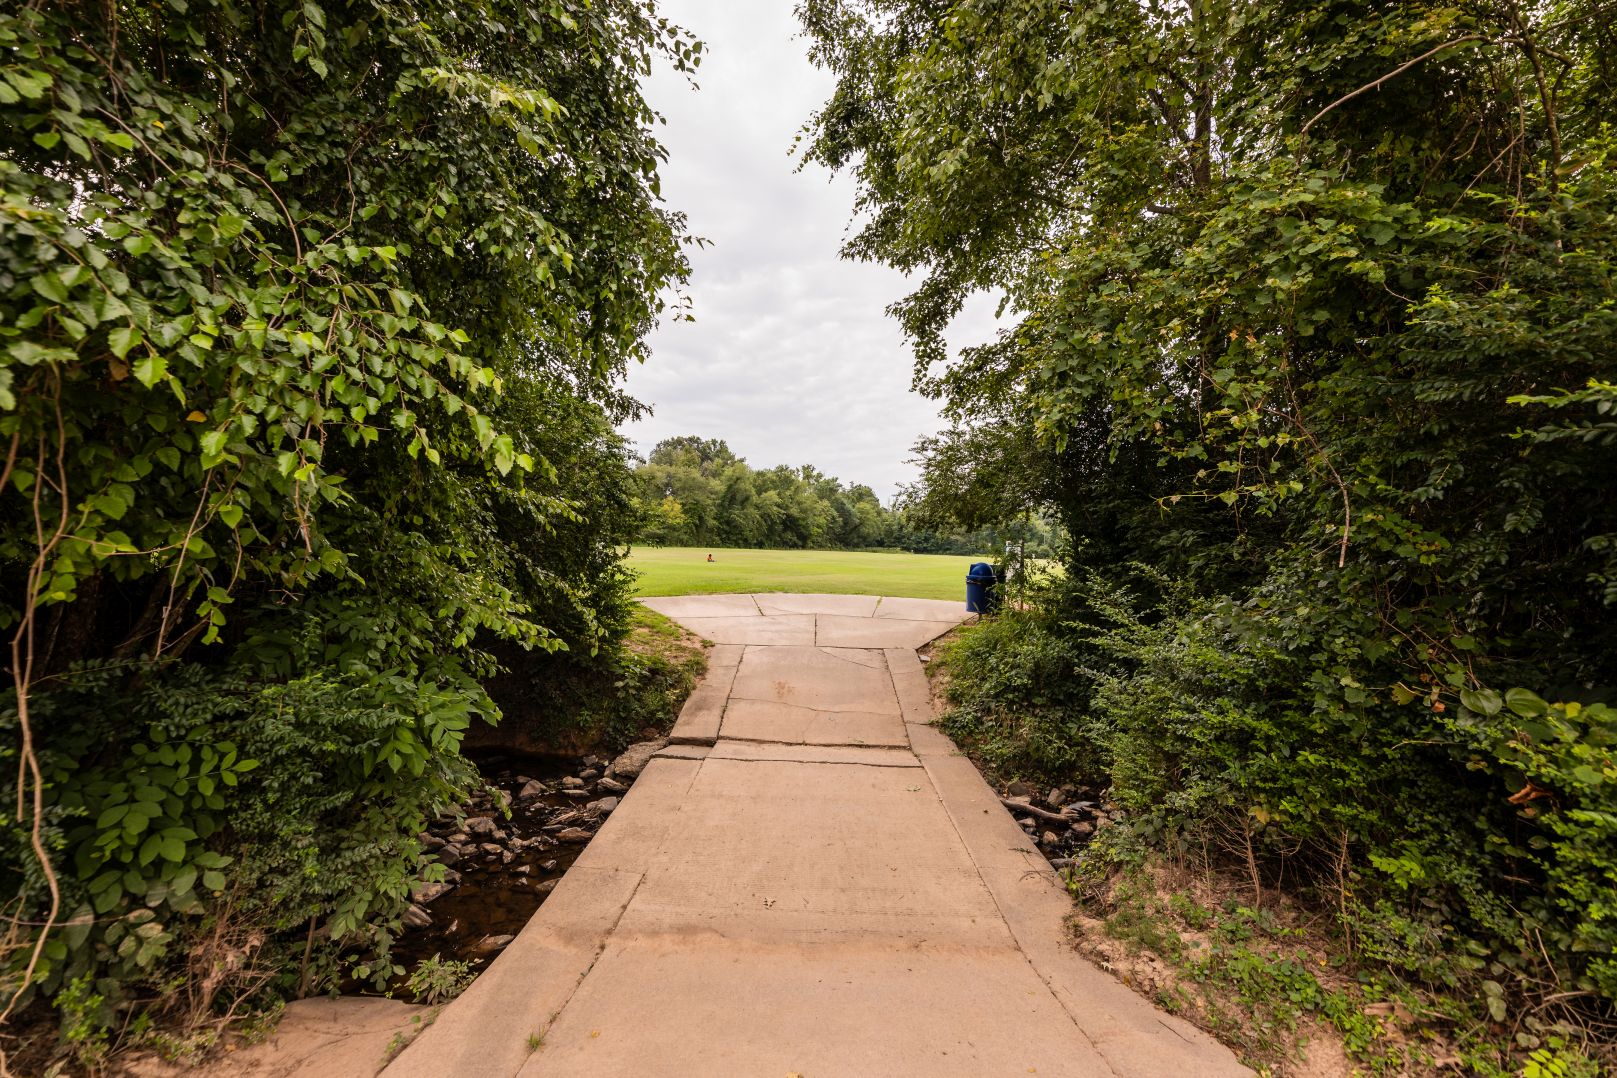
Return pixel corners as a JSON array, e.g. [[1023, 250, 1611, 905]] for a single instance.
[[720, 698, 908, 747], [885, 647, 936, 724], [667, 660, 736, 745], [705, 740, 922, 768], [874, 595, 971, 622], [815, 613, 960, 649], [729, 644, 897, 715], [521, 944, 1117, 1077], [670, 613, 816, 646], [752, 592, 881, 617], [640, 593, 763, 620]]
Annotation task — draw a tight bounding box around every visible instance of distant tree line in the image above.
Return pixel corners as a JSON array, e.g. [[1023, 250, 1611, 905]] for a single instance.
[[631, 435, 1055, 556]]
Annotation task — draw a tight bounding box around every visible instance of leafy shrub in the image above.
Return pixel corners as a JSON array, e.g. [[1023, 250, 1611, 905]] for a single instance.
[[0, 656, 479, 1013], [0, 0, 693, 1047], [479, 605, 709, 755], [937, 590, 1109, 783], [404, 955, 474, 1006]]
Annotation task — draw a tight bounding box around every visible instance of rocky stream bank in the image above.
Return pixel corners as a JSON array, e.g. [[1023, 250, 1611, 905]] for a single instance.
[[385, 739, 667, 994], [1000, 779, 1124, 870]]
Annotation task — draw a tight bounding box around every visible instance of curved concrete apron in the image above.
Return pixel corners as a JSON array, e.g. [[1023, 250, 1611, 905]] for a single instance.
[[386, 594, 1248, 1078]]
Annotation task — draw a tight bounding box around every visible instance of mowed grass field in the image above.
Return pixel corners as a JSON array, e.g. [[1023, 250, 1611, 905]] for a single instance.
[[627, 546, 985, 602]]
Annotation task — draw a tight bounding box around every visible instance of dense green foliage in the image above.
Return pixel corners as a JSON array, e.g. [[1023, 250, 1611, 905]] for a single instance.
[[0, 0, 692, 1041], [802, 0, 1617, 1044], [475, 604, 708, 756], [632, 433, 1054, 554]]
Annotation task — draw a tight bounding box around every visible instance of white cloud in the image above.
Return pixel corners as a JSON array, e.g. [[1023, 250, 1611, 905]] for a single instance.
[[620, 0, 1002, 502]]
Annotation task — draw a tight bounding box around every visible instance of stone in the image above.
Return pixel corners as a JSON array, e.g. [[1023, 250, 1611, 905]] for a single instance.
[[518, 780, 544, 801], [447, 832, 469, 844], [500, 849, 514, 865], [1050, 857, 1074, 870], [464, 817, 496, 837], [535, 879, 559, 896], [402, 904, 432, 930], [442, 870, 461, 885], [1006, 780, 1035, 798], [564, 789, 592, 800], [589, 796, 620, 817], [540, 859, 559, 872], [514, 865, 531, 876], [1070, 820, 1094, 836], [436, 845, 463, 867], [1046, 788, 1068, 809], [470, 934, 515, 958], [597, 776, 627, 794], [582, 755, 602, 768], [1040, 831, 1060, 847], [514, 775, 533, 785], [579, 769, 600, 781], [411, 880, 454, 904], [607, 739, 668, 780], [479, 842, 503, 857], [555, 827, 593, 843], [561, 776, 585, 789], [421, 834, 446, 850], [1017, 817, 1036, 830]]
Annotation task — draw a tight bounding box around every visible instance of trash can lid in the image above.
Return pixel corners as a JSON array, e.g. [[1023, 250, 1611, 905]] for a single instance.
[[966, 562, 997, 583]]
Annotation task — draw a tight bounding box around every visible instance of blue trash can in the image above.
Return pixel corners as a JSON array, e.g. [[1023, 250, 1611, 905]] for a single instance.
[[965, 562, 1000, 614]]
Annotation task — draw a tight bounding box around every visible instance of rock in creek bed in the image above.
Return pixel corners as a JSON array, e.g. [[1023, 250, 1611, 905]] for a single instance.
[[380, 748, 648, 998]]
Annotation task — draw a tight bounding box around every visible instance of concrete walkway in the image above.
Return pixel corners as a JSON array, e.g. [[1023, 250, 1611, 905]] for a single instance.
[[386, 594, 1248, 1078]]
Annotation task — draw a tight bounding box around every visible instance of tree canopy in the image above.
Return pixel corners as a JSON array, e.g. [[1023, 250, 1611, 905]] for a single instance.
[[802, 0, 1617, 1035], [1, 0, 693, 1038]]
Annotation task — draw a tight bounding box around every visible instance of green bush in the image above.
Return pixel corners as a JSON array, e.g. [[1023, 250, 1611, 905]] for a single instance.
[[0, 656, 478, 1011], [0, 0, 693, 1047], [938, 591, 1109, 783], [940, 567, 1617, 1013]]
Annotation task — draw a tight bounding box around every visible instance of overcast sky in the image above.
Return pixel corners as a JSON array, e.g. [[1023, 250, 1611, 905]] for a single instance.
[[620, 0, 1001, 503]]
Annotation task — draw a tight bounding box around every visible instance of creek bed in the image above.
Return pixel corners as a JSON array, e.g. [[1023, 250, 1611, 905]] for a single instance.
[[382, 746, 643, 995]]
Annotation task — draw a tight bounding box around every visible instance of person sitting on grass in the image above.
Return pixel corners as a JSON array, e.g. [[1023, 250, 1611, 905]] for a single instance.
[[707, 553, 715, 563]]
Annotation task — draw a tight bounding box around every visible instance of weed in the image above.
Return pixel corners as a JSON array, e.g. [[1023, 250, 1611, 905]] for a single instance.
[[405, 954, 475, 1005], [56, 973, 110, 1071]]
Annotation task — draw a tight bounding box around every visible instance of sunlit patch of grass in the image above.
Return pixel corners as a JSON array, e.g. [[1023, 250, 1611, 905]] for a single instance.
[[626, 546, 988, 602]]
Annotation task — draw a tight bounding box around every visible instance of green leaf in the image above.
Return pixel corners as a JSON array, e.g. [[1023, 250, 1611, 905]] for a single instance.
[[91, 493, 129, 520], [133, 354, 168, 388], [31, 272, 68, 303], [108, 325, 142, 359], [96, 805, 130, 829], [1505, 688, 1548, 719], [1459, 688, 1502, 717]]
